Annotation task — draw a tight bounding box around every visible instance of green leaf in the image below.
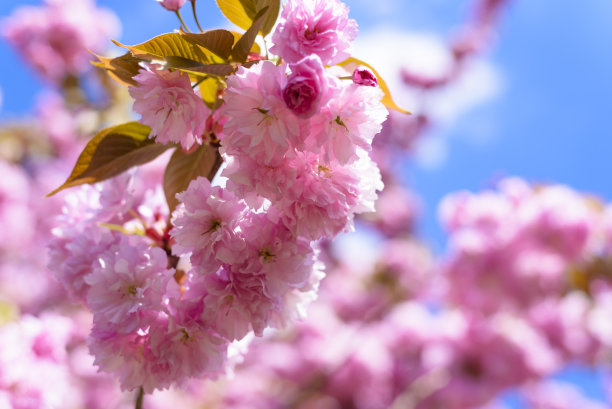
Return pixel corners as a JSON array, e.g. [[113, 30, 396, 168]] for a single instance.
[[164, 145, 223, 213], [260, 0, 280, 37], [48, 122, 173, 196], [181, 29, 235, 61], [216, 0, 279, 37], [113, 33, 210, 64], [337, 57, 411, 114], [92, 52, 142, 87], [231, 6, 269, 63], [164, 56, 206, 69], [229, 31, 261, 55]]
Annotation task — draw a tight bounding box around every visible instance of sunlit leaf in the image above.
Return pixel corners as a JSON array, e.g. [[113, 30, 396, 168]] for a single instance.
[[199, 77, 221, 108], [337, 57, 411, 114], [216, 0, 279, 37], [92, 52, 141, 87], [112, 33, 210, 64], [231, 6, 269, 63], [48, 122, 173, 196], [181, 29, 235, 61], [164, 144, 223, 213]]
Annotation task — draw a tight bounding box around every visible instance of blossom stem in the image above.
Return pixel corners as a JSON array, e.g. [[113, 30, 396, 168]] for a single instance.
[[175, 10, 191, 33], [263, 38, 269, 59], [191, 1, 204, 32], [192, 77, 206, 89], [135, 387, 144, 409]]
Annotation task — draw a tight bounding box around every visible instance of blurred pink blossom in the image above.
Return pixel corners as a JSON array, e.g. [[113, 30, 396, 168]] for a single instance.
[[2, 0, 120, 82]]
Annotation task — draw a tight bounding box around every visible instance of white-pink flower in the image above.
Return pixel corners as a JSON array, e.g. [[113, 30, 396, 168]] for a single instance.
[[308, 82, 388, 165], [85, 235, 173, 333], [270, 0, 358, 65], [241, 213, 315, 297], [221, 61, 300, 165], [129, 66, 209, 150], [270, 150, 383, 240], [171, 177, 247, 273], [148, 319, 228, 386]]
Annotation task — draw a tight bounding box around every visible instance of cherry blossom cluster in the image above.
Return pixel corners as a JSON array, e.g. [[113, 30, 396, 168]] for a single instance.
[[438, 178, 612, 369], [439, 177, 605, 313], [45, 0, 388, 393]]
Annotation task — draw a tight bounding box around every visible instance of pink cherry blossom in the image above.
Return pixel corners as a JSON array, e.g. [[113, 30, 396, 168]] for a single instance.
[[85, 235, 174, 333], [515, 185, 594, 261], [171, 177, 247, 273], [220, 61, 300, 165], [240, 213, 315, 297], [129, 65, 209, 150], [270, 0, 358, 65], [267, 152, 357, 239], [0, 314, 76, 409], [89, 326, 161, 392], [148, 318, 229, 387], [308, 81, 388, 165], [200, 267, 271, 340], [48, 225, 120, 303], [283, 55, 332, 118]]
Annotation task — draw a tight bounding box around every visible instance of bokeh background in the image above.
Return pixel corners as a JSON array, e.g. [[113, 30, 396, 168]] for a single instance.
[[1, 0, 611, 407]]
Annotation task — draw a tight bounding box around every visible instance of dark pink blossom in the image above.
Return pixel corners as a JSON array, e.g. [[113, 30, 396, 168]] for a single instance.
[[283, 55, 331, 118]]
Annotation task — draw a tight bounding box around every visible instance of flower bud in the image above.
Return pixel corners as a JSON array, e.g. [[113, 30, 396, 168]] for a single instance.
[[352, 66, 378, 87], [157, 0, 186, 11]]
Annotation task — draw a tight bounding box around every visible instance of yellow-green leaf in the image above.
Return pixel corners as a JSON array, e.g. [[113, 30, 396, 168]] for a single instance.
[[164, 145, 223, 213], [216, 0, 280, 37], [48, 122, 173, 196], [92, 52, 141, 87], [113, 33, 210, 64], [337, 57, 411, 114], [199, 77, 221, 108], [181, 29, 235, 61], [231, 6, 269, 63]]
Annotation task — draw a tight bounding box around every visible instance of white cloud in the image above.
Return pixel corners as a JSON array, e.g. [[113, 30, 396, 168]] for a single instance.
[[352, 27, 503, 169]]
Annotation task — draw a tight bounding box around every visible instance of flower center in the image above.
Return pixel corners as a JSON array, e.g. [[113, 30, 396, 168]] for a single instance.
[[259, 248, 276, 262]]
